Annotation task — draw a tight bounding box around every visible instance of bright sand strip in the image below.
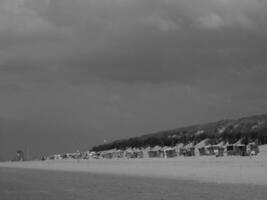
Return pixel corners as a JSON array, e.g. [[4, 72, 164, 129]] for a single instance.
[[1, 145, 267, 186]]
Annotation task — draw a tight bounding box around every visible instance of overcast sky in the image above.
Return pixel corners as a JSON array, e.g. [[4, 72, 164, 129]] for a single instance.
[[1, 0, 267, 160]]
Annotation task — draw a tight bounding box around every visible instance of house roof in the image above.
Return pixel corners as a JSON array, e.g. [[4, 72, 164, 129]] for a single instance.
[[151, 145, 162, 151], [194, 139, 209, 149], [142, 146, 152, 151], [132, 148, 142, 152], [125, 147, 133, 152], [234, 139, 242, 145], [215, 141, 225, 147], [162, 146, 175, 151], [175, 143, 184, 149], [184, 142, 194, 148]]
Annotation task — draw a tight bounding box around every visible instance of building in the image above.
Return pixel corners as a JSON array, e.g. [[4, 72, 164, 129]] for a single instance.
[[100, 150, 113, 159], [247, 142, 259, 155], [180, 143, 195, 156], [226, 141, 247, 156], [200, 145, 224, 157], [195, 139, 209, 156], [162, 147, 177, 158], [106, 149, 124, 159], [175, 143, 184, 156], [141, 147, 151, 158], [148, 146, 164, 158]]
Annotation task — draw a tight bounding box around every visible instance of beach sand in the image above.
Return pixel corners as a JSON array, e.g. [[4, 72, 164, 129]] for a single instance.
[[1, 167, 267, 200], [1, 147, 267, 199], [0, 148, 267, 186], [1, 146, 267, 186]]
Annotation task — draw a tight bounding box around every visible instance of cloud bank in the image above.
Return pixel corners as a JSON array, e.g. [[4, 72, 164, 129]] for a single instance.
[[0, 0, 267, 160]]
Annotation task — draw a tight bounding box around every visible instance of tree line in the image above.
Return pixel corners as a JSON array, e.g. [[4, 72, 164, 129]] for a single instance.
[[91, 129, 267, 152]]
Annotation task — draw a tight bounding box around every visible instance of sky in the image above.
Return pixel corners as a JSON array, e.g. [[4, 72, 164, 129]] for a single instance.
[[1, 0, 267, 160]]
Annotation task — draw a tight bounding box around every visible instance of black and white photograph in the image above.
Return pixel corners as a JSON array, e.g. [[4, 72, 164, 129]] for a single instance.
[[0, 0, 267, 199]]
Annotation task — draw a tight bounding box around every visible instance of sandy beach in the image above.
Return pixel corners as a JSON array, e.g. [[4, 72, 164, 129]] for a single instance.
[[1, 146, 267, 199], [1, 146, 267, 186], [1, 167, 267, 200]]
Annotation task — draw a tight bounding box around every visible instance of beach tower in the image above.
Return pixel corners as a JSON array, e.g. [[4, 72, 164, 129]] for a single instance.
[[16, 150, 24, 161]]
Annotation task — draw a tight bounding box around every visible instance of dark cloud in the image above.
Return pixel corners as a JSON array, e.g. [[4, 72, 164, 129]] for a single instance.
[[1, 0, 267, 160]]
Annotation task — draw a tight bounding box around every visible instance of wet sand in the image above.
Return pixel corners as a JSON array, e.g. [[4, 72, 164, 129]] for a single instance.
[[1, 167, 267, 200]]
